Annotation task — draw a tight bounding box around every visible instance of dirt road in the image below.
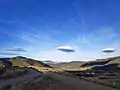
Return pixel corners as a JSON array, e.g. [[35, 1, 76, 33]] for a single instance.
[[2, 72, 117, 90], [43, 73, 116, 90]]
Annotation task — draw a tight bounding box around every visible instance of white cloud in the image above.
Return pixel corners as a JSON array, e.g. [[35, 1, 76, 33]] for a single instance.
[[23, 49, 102, 62], [22, 41, 120, 62], [8, 26, 120, 62]]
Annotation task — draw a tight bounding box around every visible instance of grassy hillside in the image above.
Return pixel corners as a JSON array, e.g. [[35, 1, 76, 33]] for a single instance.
[[79, 56, 120, 71], [107, 57, 120, 64], [0, 56, 52, 68], [81, 56, 120, 67], [53, 56, 120, 70], [50, 61, 85, 69]]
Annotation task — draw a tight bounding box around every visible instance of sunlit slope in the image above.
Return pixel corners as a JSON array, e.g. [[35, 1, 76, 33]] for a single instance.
[[79, 56, 120, 71], [50, 61, 85, 69], [11, 56, 52, 68], [0, 56, 54, 72], [107, 57, 120, 64]]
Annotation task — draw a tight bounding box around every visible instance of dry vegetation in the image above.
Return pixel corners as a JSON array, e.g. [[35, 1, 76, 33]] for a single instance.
[[0, 56, 120, 90], [0, 67, 28, 79], [1, 72, 116, 90], [50, 61, 85, 69]]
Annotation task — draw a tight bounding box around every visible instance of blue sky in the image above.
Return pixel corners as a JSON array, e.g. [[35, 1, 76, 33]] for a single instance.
[[0, 0, 120, 61]]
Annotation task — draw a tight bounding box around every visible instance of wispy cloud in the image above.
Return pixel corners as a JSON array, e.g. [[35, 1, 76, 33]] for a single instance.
[[1, 0, 120, 61], [22, 27, 120, 61], [1, 23, 120, 61], [4, 47, 26, 52], [0, 53, 19, 55], [71, 27, 119, 48]]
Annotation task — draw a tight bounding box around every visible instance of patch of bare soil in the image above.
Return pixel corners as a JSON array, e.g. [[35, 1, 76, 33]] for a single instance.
[[1, 73, 116, 90], [1, 75, 77, 90]]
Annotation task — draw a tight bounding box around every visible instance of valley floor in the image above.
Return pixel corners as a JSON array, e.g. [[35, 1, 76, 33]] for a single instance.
[[1, 72, 117, 90]]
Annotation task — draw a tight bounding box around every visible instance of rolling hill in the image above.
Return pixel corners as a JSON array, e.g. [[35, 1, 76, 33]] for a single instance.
[[80, 56, 120, 71], [50, 61, 85, 69], [0, 56, 52, 68]]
